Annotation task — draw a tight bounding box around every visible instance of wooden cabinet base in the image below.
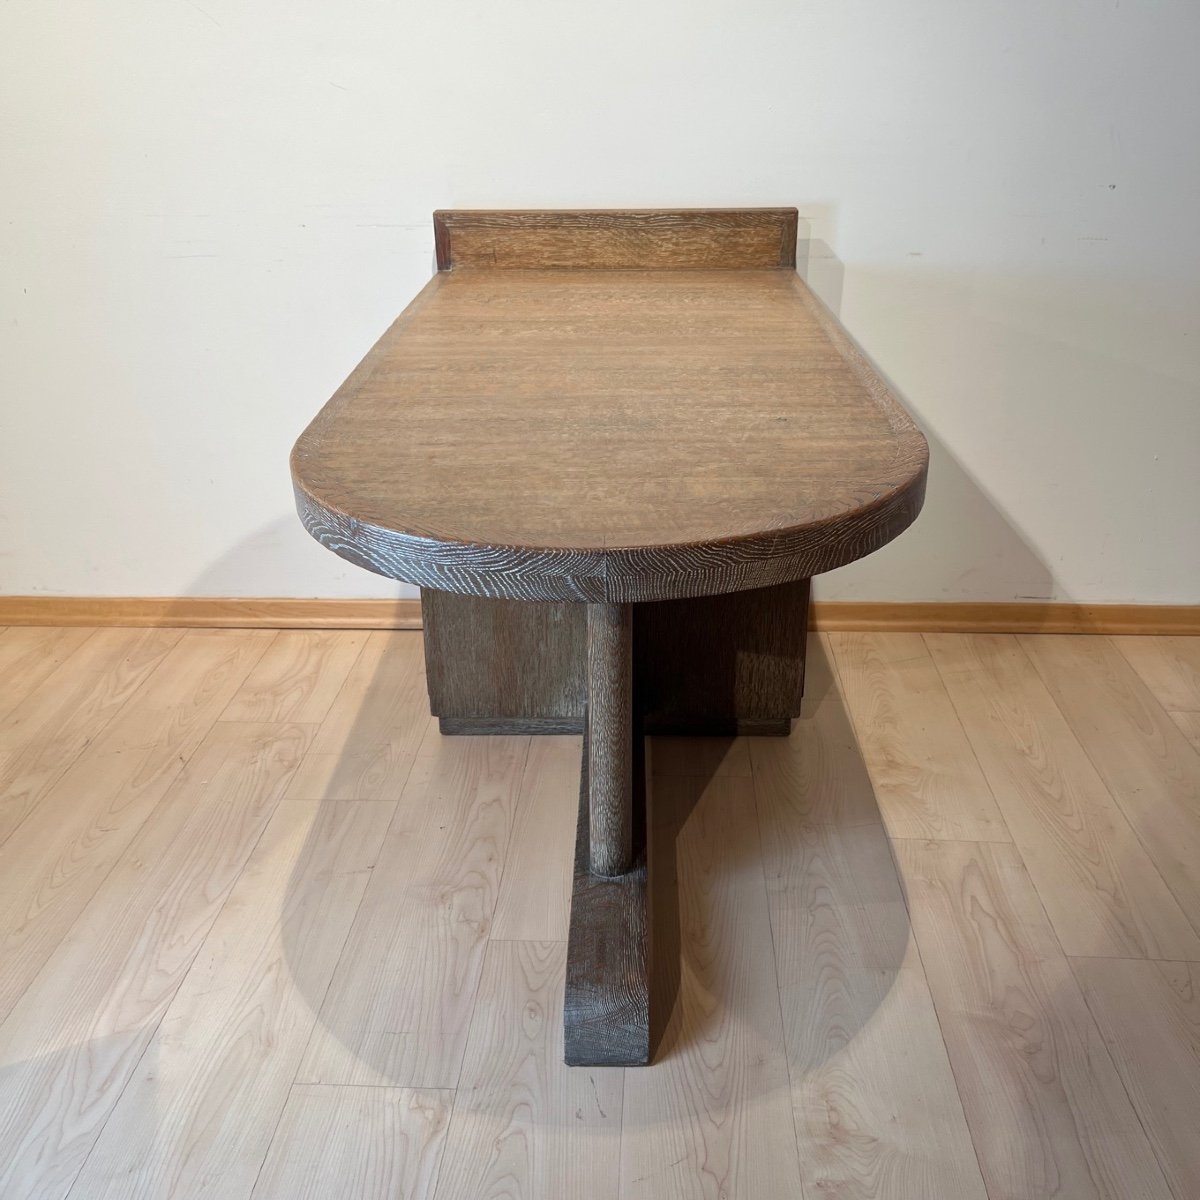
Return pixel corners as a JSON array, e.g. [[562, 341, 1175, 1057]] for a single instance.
[[421, 579, 810, 736]]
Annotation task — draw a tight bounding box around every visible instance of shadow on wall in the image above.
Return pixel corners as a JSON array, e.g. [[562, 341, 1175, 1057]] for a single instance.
[[798, 210, 1057, 605], [169, 514, 415, 604]]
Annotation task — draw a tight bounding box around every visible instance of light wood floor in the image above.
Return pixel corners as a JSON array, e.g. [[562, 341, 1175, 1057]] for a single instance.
[[1, 626, 1198, 1200]]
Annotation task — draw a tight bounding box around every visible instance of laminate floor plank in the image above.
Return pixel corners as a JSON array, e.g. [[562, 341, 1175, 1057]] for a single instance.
[[285, 631, 431, 801], [0, 627, 96, 723], [895, 838, 1173, 1200], [928, 633, 1200, 960], [619, 774, 803, 1200], [1168, 709, 1200, 755], [748, 633, 885, 829], [755, 767, 987, 1198], [491, 734, 581, 942], [647, 735, 751, 779], [1021, 635, 1200, 934], [0, 628, 1194, 1200], [0, 630, 274, 1024], [435, 940, 623, 1200], [1073, 955, 1200, 1200], [222, 629, 370, 724], [829, 632, 1009, 841], [298, 730, 529, 1088], [0, 628, 183, 847], [67, 799, 394, 1200], [1113, 636, 1200, 711], [0, 719, 312, 1200], [251, 1085, 452, 1200]]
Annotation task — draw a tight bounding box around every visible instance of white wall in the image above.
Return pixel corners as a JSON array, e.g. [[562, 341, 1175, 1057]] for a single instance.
[[2, 0, 1197, 604]]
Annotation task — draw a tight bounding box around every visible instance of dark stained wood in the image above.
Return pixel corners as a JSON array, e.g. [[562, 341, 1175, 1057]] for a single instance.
[[420, 591, 584, 725], [433, 208, 799, 271], [634, 578, 810, 732], [292, 218, 928, 606], [564, 723, 650, 1067], [436, 715, 791, 736], [437, 716, 580, 735], [420, 581, 809, 735], [587, 603, 633, 876]]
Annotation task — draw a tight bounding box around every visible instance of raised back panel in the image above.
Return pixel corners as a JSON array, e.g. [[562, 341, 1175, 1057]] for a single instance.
[[433, 208, 799, 271]]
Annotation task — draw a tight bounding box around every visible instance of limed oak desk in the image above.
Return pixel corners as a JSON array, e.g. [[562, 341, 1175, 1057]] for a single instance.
[[292, 209, 928, 1066]]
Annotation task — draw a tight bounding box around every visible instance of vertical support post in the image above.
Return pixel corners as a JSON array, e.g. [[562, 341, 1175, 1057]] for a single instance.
[[586, 601, 633, 877]]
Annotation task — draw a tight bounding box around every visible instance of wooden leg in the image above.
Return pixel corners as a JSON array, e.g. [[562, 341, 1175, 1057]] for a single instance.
[[564, 722, 650, 1066], [586, 602, 633, 877], [563, 601, 650, 1065]]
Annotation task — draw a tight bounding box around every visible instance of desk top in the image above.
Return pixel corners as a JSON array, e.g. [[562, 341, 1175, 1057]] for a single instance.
[[292, 210, 927, 602]]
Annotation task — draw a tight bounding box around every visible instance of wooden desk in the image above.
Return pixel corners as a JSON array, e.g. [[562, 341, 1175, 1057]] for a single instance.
[[292, 209, 927, 1066]]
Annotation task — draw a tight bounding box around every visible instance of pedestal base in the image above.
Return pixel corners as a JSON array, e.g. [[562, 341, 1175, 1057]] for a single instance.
[[564, 723, 650, 1066], [422, 580, 810, 735], [421, 581, 810, 1065]]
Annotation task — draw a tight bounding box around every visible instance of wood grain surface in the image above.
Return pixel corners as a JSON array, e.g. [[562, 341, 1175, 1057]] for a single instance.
[[0, 630, 272, 1023], [586, 603, 633, 876], [0, 626, 95, 720], [633, 577, 809, 732], [220, 629, 369, 723], [620, 773, 803, 1198], [0, 627, 181, 847], [830, 631, 1010, 841], [563, 728, 649, 1066], [436, 940, 624, 1199], [1074, 956, 1200, 1200], [421, 590, 585, 729], [283, 630, 429, 802], [4, 628, 1200, 1199], [1171, 708, 1200, 753], [490, 734, 581, 941], [292, 211, 927, 603], [251, 1085, 452, 1200], [0, 719, 316, 1198], [747, 633, 882, 827], [70, 799, 393, 1200], [757, 815, 987, 1198], [1114, 634, 1200, 710], [422, 580, 809, 735], [928, 633, 1200, 959], [1021, 634, 1200, 928], [297, 730, 529, 1088], [895, 839, 1174, 1200], [433, 208, 799, 270]]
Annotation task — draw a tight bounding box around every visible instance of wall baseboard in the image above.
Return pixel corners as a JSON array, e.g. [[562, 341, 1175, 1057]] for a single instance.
[[0, 596, 424, 630], [0, 596, 1196, 635], [809, 601, 1199, 635]]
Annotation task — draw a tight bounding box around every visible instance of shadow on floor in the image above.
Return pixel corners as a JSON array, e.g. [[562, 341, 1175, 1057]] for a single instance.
[[276, 619, 913, 1086]]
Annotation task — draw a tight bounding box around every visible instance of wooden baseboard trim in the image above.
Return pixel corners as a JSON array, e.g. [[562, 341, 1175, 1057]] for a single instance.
[[0, 596, 1195, 636], [810, 601, 1199, 635], [0, 596, 424, 630]]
